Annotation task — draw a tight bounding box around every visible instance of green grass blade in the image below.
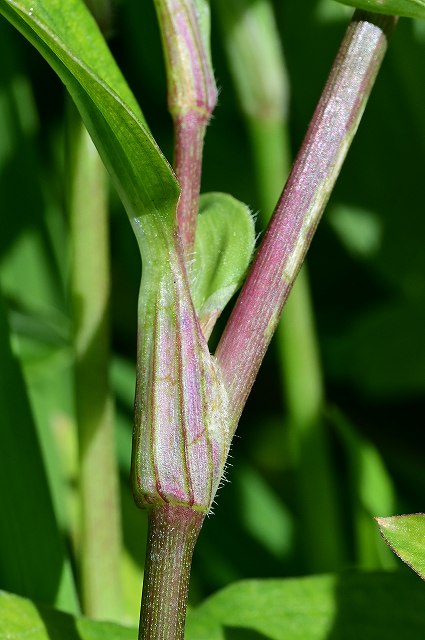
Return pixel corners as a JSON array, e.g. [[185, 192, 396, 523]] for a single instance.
[[0, 0, 180, 247], [0, 291, 78, 613]]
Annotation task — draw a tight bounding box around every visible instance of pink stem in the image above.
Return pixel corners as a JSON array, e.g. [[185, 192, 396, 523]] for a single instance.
[[152, 0, 217, 256], [215, 11, 397, 429], [174, 111, 209, 256]]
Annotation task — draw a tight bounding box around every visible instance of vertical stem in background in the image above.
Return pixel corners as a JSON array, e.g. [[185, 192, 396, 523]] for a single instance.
[[216, 0, 344, 570], [278, 269, 342, 570], [68, 103, 122, 620], [139, 506, 204, 640]]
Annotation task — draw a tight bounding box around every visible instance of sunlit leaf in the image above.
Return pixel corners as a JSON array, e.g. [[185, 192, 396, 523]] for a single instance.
[[0, 590, 135, 639], [377, 514, 425, 580], [191, 192, 255, 339], [0, 20, 65, 314], [3, 571, 425, 639], [187, 572, 425, 639], [333, 0, 425, 20]]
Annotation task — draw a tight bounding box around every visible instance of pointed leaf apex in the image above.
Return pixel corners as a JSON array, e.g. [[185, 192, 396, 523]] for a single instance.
[[377, 513, 425, 580]]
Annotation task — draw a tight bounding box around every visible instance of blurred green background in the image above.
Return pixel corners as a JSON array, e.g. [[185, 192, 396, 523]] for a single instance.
[[0, 0, 424, 624]]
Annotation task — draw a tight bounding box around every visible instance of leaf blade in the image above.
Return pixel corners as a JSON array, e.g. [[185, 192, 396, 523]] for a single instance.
[[0, 590, 136, 640], [377, 514, 425, 579], [333, 0, 425, 20], [188, 572, 425, 639], [191, 192, 255, 339], [0, 0, 180, 249]]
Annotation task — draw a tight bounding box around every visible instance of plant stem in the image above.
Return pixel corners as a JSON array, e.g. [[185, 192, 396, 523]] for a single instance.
[[216, 0, 345, 569], [174, 111, 209, 256], [135, 5, 216, 638], [152, 0, 217, 257], [246, 116, 291, 216], [139, 506, 204, 640], [216, 11, 397, 429], [68, 104, 122, 620], [246, 117, 317, 441]]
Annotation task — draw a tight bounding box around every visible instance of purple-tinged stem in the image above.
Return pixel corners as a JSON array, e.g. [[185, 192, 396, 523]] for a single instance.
[[153, 0, 217, 257], [139, 506, 204, 640], [174, 111, 209, 255], [216, 11, 397, 429]]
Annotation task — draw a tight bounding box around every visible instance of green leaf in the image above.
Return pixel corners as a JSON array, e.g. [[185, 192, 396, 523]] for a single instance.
[[0, 0, 180, 255], [333, 0, 425, 20], [190, 192, 255, 338], [0, 0, 233, 515], [187, 572, 425, 640], [4, 572, 425, 640], [377, 514, 425, 580], [0, 590, 136, 640], [328, 204, 382, 259], [0, 292, 78, 613], [235, 463, 293, 560]]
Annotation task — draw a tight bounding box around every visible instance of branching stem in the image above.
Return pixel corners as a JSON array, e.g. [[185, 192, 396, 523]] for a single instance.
[[216, 11, 397, 429], [152, 0, 217, 257]]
